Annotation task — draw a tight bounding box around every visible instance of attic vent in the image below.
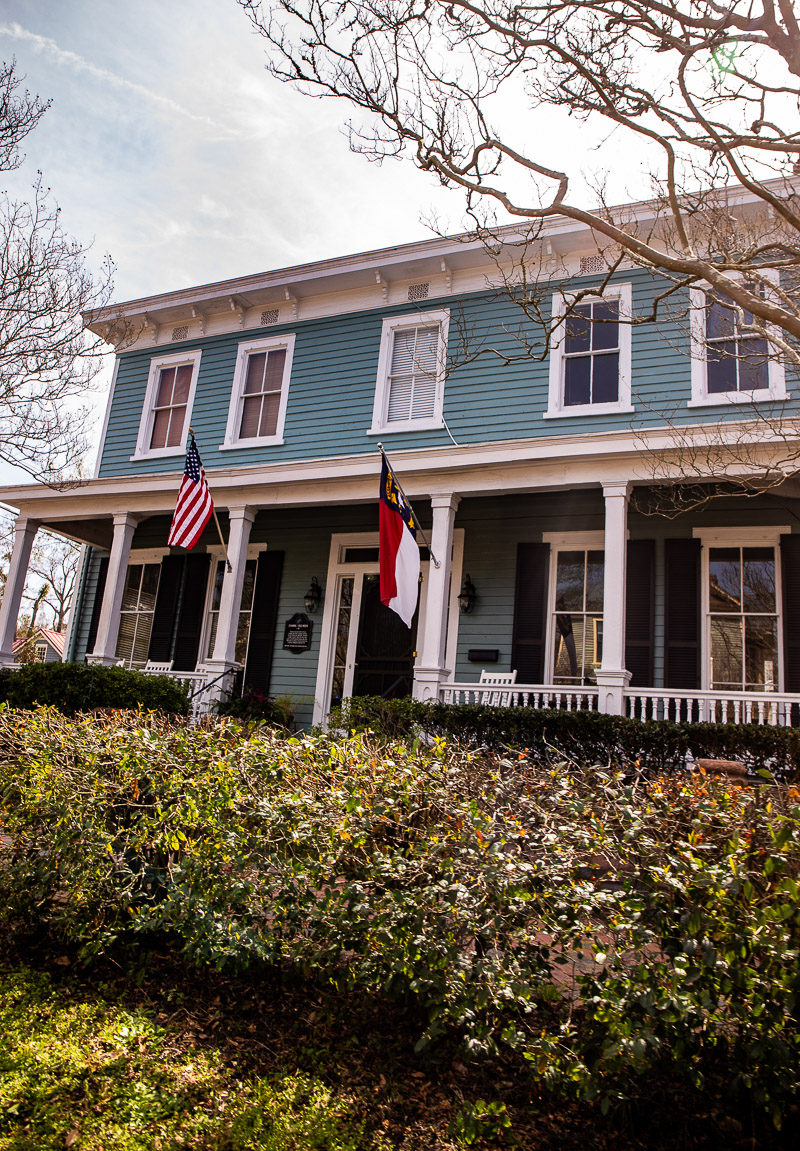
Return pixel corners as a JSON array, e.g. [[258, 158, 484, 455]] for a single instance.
[[579, 255, 605, 276], [171, 324, 189, 342], [407, 281, 429, 302], [260, 308, 280, 326]]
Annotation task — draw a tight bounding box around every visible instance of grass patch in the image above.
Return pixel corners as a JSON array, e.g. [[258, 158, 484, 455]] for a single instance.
[[0, 967, 380, 1151]]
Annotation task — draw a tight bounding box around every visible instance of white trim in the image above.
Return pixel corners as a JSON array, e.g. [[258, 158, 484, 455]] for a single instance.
[[368, 309, 449, 435], [545, 283, 633, 419], [220, 333, 295, 449], [131, 349, 202, 461], [688, 273, 787, 407], [312, 530, 430, 723], [692, 525, 791, 545], [94, 357, 119, 478], [445, 527, 465, 680], [542, 530, 606, 549], [543, 532, 607, 684]]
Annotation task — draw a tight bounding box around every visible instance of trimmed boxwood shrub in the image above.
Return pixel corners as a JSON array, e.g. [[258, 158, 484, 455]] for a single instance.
[[0, 661, 190, 716], [331, 696, 800, 778]]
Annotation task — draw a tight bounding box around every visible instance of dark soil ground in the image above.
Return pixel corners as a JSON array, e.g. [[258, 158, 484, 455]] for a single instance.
[[2, 930, 798, 1151]]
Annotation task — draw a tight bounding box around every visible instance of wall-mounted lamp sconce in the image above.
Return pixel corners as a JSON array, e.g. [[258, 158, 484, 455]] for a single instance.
[[458, 573, 476, 614], [304, 576, 322, 614]]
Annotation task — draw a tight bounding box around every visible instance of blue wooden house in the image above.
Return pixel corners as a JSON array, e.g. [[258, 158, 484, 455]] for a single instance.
[[0, 194, 797, 727]]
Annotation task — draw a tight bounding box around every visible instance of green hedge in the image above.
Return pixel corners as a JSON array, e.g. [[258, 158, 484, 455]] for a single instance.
[[331, 696, 800, 778], [2, 708, 800, 1125], [0, 662, 190, 716]]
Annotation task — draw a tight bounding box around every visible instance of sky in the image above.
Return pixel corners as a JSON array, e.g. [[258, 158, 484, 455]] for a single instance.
[[0, 0, 653, 483]]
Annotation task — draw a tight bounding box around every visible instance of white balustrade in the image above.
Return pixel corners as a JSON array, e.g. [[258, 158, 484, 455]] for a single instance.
[[440, 683, 600, 711], [437, 681, 800, 725], [623, 687, 800, 727]]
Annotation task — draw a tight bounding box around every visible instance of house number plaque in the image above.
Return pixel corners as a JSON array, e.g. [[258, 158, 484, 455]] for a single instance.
[[283, 613, 313, 653]]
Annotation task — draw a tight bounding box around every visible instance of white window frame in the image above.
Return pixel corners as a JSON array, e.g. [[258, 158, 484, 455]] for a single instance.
[[200, 543, 267, 663], [693, 526, 790, 692], [544, 283, 633, 419], [368, 309, 450, 435], [132, 350, 202, 461], [221, 334, 295, 450], [688, 272, 787, 407], [542, 531, 607, 683]]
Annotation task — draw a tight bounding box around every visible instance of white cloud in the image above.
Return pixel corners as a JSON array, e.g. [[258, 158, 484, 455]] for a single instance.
[[0, 21, 233, 134]]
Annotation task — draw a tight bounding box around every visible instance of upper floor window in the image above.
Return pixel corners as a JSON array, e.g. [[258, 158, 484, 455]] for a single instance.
[[545, 284, 633, 419], [369, 310, 449, 434], [222, 334, 294, 449], [689, 278, 786, 406], [133, 350, 201, 460]]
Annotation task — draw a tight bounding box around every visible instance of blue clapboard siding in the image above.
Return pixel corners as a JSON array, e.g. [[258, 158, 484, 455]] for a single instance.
[[450, 490, 798, 685], [100, 268, 797, 480], [71, 547, 109, 663]]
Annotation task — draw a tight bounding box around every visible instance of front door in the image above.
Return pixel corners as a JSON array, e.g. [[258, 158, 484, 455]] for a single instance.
[[353, 573, 417, 698], [327, 561, 424, 711]]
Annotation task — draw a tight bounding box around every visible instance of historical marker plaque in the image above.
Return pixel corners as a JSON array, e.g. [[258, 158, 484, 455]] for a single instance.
[[283, 613, 313, 653]]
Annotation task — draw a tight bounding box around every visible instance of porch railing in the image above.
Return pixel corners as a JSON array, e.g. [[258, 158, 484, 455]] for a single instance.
[[438, 681, 800, 726], [624, 687, 800, 727], [441, 683, 599, 711], [141, 667, 234, 721]]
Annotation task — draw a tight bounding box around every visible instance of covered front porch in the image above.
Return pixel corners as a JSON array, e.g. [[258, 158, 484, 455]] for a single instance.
[[1, 451, 800, 728]]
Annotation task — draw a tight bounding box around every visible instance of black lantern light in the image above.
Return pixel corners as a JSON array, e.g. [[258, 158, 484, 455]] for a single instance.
[[458, 573, 476, 614], [304, 576, 322, 614]]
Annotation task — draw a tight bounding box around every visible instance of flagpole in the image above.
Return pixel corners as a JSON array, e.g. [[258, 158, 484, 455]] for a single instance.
[[377, 443, 440, 568], [189, 427, 232, 572]]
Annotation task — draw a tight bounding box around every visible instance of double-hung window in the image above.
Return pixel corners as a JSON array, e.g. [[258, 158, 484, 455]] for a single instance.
[[707, 546, 778, 691], [115, 563, 161, 668], [369, 310, 449, 433], [133, 351, 201, 460], [549, 546, 605, 685], [546, 284, 633, 418], [205, 557, 258, 662], [689, 277, 786, 405], [222, 335, 294, 448]]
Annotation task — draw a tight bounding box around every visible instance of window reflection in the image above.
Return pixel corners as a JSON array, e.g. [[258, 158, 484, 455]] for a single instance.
[[708, 546, 777, 691], [552, 550, 604, 685]]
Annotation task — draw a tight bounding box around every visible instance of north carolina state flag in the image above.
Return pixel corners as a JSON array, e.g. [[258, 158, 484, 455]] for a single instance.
[[379, 456, 420, 627]]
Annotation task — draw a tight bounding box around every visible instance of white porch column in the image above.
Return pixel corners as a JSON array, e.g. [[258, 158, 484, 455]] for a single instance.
[[595, 481, 631, 715], [87, 512, 140, 666], [207, 506, 255, 669], [413, 493, 460, 701], [0, 516, 40, 667]]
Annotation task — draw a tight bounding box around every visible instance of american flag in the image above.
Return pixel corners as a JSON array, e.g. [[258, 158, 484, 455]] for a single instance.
[[167, 435, 213, 549]]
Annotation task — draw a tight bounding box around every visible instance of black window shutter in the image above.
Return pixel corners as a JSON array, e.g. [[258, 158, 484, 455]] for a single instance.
[[85, 556, 109, 658], [664, 538, 701, 689], [511, 542, 549, 684], [172, 553, 211, 671], [147, 556, 184, 663], [625, 539, 654, 687], [244, 550, 285, 693], [781, 535, 800, 693]]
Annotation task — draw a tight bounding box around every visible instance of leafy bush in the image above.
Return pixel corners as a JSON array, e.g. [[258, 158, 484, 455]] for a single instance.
[[0, 661, 190, 716], [216, 686, 297, 728], [1, 707, 799, 1125], [332, 696, 800, 778]]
